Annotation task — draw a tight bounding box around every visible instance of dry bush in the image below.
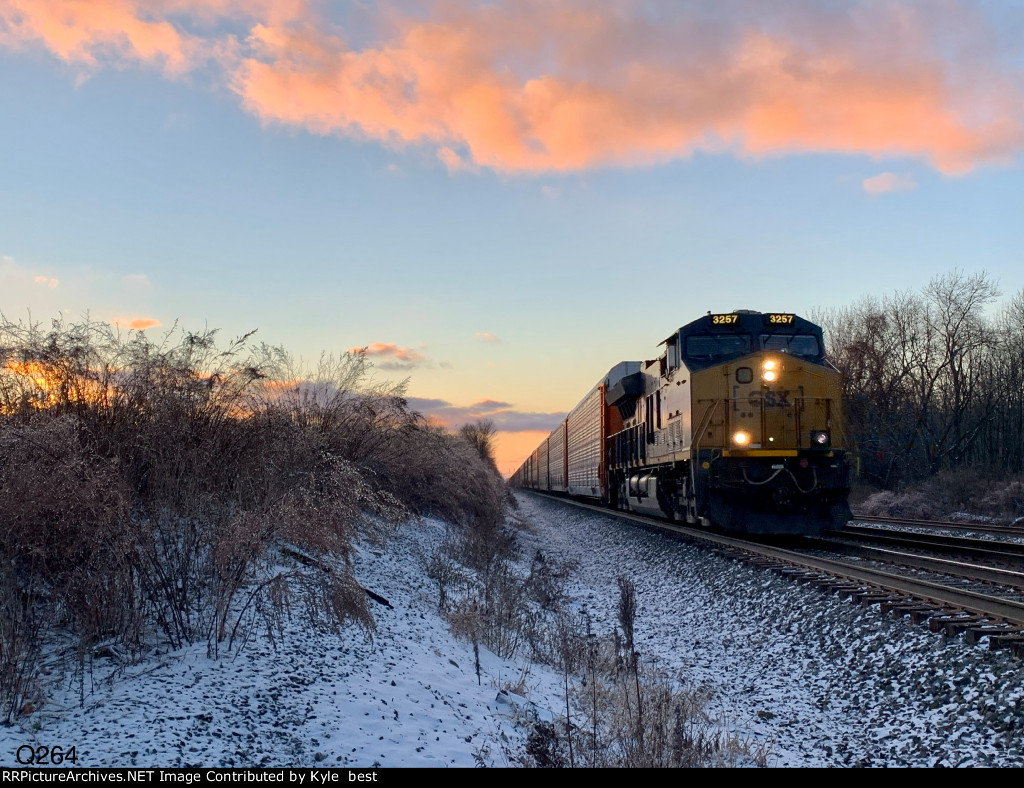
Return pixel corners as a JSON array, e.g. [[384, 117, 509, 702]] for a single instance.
[[521, 601, 766, 769], [422, 421, 528, 656], [424, 549, 471, 614], [979, 479, 1024, 520], [0, 315, 509, 715], [432, 514, 570, 663], [524, 550, 578, 612], [208, 455, 408, 655], [134, 513, 213, 650], [858, 489, 940, 519], [435, 540, 539, 661], [479, 566, 537, 659], [565, 645, 750, 768], [376, 422, 509, 533], [0, 569, 44, 725], [0, 417, 138, 649], [858, 470, 1024, 522]]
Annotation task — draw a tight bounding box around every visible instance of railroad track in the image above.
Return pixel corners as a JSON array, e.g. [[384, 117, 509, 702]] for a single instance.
[[527, 492, 1024, 655], [850, 513, 1024, 539], [822, 524, 1024, 563], [802, 534, 1024, 590]]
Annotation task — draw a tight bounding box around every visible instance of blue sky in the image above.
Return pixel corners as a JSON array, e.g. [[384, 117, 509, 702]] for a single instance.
[[2, 1, 1022, 473]]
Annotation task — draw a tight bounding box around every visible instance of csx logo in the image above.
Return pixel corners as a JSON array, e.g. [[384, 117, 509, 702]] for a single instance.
[[748, 391, 791, 408]]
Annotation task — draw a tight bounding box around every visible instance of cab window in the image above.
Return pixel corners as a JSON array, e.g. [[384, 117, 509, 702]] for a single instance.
[[759, 334, 820, 358], [685, 334, 751, 362]]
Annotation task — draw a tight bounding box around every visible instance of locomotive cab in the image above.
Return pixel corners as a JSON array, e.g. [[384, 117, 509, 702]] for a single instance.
[[608, 311, 851, 535]]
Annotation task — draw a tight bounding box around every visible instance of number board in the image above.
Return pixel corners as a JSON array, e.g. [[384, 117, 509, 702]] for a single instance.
[[765, 313, 795, 325], [710, 314, 739, 326]]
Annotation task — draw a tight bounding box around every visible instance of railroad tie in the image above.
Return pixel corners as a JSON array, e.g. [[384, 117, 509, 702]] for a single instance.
[[854, 591, 904, 608], [963, 624, 1024, 647], [927, 612, 989, 637], [879, 597, 921, 614], [776, 568, 816, 579], [907, 607, 945, 625], [831, 583, 867, 599], [986, 632, 1024, 653]]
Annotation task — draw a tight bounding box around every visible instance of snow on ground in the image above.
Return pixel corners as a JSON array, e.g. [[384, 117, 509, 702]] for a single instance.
[[5, 491, 1024, 768], [0, 517, 556, 769], [512, 493, 1024, 767]]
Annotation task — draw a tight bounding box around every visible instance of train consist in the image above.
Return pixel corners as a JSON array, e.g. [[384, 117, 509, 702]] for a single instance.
[[511, 311, 851, 535]]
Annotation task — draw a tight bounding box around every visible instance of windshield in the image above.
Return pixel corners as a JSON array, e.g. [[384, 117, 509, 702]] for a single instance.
[[759, 333, 820, 358], [685, 334, 751, 362]]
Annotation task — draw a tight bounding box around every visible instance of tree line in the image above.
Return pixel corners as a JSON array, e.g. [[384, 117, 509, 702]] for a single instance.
[[816, 270, 1024, 488]]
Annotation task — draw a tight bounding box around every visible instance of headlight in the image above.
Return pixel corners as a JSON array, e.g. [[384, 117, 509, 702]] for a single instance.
[[733, 430, 751, 446], [810, 430, 830, 447], [762, 359, 778, 383]]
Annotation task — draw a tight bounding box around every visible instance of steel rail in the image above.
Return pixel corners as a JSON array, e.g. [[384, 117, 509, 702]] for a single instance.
[[803, 536, 1024, 589], [528, 492, 1024, 626], [837, 524, 1024, 559], [851, 514, 1024, 537]]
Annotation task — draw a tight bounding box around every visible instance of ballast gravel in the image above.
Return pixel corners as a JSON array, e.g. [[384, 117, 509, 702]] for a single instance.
[[514, 493, 1024, 767]]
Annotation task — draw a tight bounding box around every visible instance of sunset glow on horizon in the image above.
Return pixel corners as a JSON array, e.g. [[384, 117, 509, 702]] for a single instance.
[[2, 0, 1022, 476]]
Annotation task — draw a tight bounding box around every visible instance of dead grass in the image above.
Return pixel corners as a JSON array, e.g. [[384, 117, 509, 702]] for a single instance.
[[858, 469, 1024, 522], [433, 513, 768, 767], [515, 588, 767, 768], [0, 315, 506, 721]]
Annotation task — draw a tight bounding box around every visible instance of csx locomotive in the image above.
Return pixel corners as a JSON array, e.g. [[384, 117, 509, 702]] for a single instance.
[[511, 311, 851, 535]]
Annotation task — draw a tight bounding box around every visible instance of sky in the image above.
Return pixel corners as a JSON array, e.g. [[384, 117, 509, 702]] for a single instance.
[[1, 0, 1023, 475]]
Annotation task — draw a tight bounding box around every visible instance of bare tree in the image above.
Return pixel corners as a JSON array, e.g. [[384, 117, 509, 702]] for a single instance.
[[916, 270, 1000, 471]]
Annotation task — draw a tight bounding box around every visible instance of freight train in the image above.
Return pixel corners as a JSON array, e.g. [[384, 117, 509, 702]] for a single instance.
[[511, 311, 851, 535]]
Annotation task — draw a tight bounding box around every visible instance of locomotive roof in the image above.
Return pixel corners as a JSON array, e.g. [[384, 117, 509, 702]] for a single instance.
[[672, 311, 827, 371], [683, 310, 820, 331], [660, 311, 823, 341]]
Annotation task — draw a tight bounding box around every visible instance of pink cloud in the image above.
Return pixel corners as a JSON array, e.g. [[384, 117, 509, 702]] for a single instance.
[[862, 172, 917, 195], [2, 1, 1022, 174], [474, 331, 500, 343], [348, 341, 427, 368], [229, 3, 1024, 175], [112, 316, 161, 330], [437, 146, 471, 173], [0, 0, 201, 75]]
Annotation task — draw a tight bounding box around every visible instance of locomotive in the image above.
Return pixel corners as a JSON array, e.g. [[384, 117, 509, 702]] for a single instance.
[[511, 311, 851, 535]]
